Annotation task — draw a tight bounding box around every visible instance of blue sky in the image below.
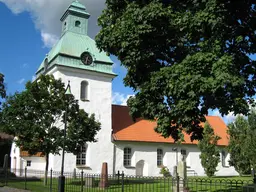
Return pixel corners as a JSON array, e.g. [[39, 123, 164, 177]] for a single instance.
[[0, 1, 134, 105], [0, 0, 251, 123]]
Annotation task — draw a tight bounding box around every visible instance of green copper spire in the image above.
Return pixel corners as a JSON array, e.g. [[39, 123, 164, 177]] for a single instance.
[[60, 0, 90, 36], [71, 0, 86, 10], [36, 1, 116, 77]]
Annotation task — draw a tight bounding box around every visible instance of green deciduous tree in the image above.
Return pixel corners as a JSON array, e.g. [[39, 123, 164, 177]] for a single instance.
[[0, 73, 6, 107], [0, 75, 101, 184], [246, 110, 256, 170], [0, 73, 8, 159], [0, 73, 5, 99], [96, 0, 256, 141], [227, 116, 251, 175], [198, 122, 220, 177]]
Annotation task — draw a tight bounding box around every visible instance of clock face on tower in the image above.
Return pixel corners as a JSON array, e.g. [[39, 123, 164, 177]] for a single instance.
[[81, 52, 93, 65]]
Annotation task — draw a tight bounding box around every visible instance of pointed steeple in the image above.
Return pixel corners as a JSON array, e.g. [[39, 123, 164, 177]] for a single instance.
[[60, 0, 90, 36]]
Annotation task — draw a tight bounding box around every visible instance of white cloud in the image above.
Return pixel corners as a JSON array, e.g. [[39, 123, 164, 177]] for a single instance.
[[17, 78, 25, 84], [41, 32, 58, 48], [32, 75, 36, 81], [21, 63, 28, 68], [0, 0, 105, 47], [211, 109, 240, 124], [112, 92, 134, 106]]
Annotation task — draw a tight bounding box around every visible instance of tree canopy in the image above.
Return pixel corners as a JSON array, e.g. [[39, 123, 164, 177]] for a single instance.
[[96, 0, 256, 141], [198, 122, 220, 177], [0, 73, 6, 104], [0, 75, 101, 178]]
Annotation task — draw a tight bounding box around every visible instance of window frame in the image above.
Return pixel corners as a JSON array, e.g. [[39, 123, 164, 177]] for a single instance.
[[76, 144, 87, 166], [123, 147, 132, 167], [181, 149, 187, 156], [75, 20, 81, 27], [27, 160, 31, 167], [221, 150, 227, 167], [157, 148, 164, 167], [80, 81, 89, 101]]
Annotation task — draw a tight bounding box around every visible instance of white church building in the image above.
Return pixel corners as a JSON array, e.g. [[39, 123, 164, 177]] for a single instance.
[[10, 0, 238, 177]]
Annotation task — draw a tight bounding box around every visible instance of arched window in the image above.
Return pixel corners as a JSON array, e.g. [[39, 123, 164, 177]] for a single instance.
[[76, 144, 87, 166], [75, 20, 81, 27], [44, 58, 48, 73], [221, 150, 227, 167], [157, 149, 163, 166], [123, 147, 132, 166], [64, 22, 67, 30], [80, 81, 89, 101]]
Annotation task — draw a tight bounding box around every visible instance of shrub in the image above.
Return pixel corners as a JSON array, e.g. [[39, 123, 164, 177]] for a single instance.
[[159, 167, 171, 177]]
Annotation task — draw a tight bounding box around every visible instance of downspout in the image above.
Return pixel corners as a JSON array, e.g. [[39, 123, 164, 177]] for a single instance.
[[111, 133, 116, 175], [113, 144, 116, 175]]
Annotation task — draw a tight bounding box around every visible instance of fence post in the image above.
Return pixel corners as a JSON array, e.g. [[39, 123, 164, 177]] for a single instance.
[[50, 169, 52, 192], [81, 170, 84, 192], [117, 170, 120, 184], [3, 154, 8, 186], [24, 167, 27, 190], [121, 171, 124, 192], [253, 174, 256, 192], [177, 175, 180, 192], [4, 167, 7, 186]]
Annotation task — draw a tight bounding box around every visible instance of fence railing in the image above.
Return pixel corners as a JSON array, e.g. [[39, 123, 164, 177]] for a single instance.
[[0, 168, 255, 192]]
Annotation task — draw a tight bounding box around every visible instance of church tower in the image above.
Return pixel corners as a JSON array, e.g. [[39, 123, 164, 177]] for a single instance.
[[36, 0, 116, 174]]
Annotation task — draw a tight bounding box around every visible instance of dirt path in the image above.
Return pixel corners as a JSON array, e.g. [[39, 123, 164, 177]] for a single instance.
[[0, 187, 31, 192]]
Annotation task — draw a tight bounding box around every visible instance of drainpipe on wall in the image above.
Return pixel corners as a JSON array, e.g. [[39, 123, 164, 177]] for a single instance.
[[113, 144, 116, 175]]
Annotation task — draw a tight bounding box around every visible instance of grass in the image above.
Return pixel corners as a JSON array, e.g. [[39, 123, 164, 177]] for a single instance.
[[1, 176, 254, 192]]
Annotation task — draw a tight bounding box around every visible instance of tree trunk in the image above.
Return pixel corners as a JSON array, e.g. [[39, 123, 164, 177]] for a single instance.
[[44, 153, 49, 186]]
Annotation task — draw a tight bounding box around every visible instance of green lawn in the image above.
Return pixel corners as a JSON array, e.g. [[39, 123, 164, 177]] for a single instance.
[[2, 176, 254, 192]]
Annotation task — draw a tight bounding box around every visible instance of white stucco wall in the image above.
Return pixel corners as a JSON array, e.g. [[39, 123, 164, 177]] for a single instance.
[[10, 142, 20, 171], [10, 142, 46, 176], [47, 66, 114, 174], [114, 141, 239, 177], [21, 157, 46, 171]]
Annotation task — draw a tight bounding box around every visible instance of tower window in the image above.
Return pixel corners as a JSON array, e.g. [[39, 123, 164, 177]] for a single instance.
[[75, 20, 81, 27], [80, 81, 89, 101], [64, 22, 67, 30]]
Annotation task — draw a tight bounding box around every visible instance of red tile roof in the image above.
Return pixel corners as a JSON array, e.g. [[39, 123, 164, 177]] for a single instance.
[[112, 105, 228, 146], [0, 133, 13, 140], [20, 150, 45, 157]]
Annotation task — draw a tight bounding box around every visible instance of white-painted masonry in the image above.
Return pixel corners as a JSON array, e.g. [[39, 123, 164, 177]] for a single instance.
[[49, 66, 114, 174], [113, 141, 238, 177]]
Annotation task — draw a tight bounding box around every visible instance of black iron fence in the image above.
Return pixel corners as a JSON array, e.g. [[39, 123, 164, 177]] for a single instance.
[[0, 168, 254, 192]]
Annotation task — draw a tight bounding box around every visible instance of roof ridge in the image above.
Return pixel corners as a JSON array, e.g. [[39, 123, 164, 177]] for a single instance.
[[112, 104, 128, 107]]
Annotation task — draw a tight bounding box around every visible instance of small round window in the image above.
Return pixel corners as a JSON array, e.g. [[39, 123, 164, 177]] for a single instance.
[[75, 20, 81, 27]]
